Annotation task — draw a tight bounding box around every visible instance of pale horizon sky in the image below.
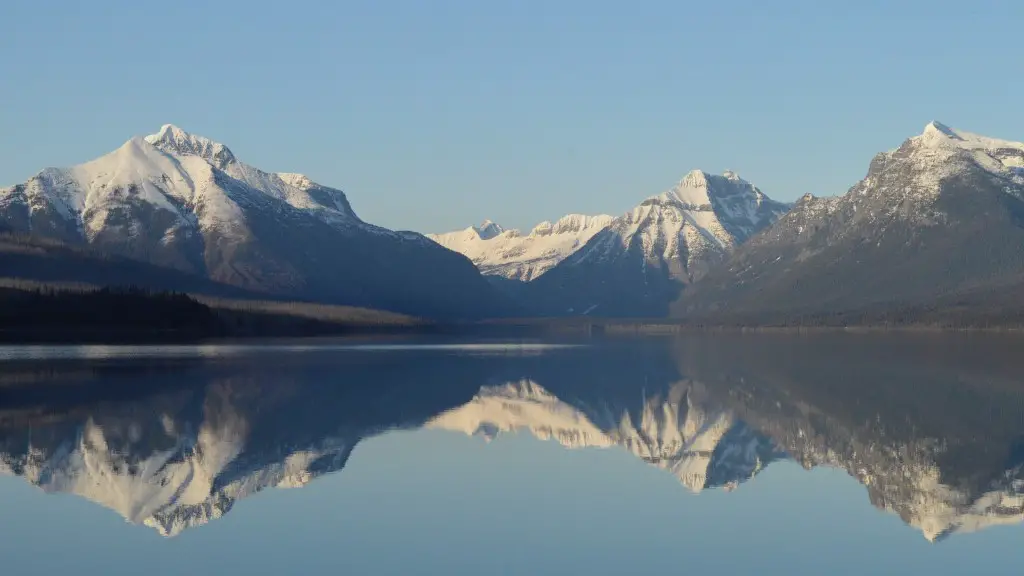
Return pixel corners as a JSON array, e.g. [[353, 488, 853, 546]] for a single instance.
[[2, 0, 1023, 233]]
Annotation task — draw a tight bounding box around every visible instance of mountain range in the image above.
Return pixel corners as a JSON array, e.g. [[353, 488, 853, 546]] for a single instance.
[[520, 170, 791, 316], [430, 122, 1024, 321], [675, 122, 1024, 323], [2, 121, 1023, 323], [428, 215, 614, 282]]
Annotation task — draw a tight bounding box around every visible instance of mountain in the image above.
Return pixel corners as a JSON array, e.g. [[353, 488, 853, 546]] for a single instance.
[[427, 214, 613, 281], [0, 125, 509, 319], [525, 170, 790, 316], [676, 122, 1024, 323], [0, 233, 258, 297]]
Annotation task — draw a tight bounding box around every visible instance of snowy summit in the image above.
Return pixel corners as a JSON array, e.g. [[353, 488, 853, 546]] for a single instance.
[[428, 213, 614, 281], [0, 124, 508, 318]]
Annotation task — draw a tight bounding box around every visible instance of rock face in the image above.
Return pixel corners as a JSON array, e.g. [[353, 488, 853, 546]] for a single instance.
[[677, 122, 1024, 323], [428, 214, 614, 282], [0, 124, 510, 319], [525, 170, 790, 316]]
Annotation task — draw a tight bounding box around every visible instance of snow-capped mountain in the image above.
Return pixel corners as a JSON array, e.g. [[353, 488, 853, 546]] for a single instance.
[[0, 124, 509, 319], [526, 170, 790, 316], [678, 122, 1024, 321], [427, 214, 614, 281], [427, 379, 781, 492]]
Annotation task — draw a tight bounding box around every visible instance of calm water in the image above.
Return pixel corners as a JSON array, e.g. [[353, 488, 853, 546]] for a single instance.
[[0, 334, 1022, 575]]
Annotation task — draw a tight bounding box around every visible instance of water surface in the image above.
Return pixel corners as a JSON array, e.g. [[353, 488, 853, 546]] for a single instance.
[[0, 334, 1021, 574]]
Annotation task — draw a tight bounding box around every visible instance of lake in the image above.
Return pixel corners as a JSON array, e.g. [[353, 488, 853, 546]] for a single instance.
[[0, 334, 1022, 575]]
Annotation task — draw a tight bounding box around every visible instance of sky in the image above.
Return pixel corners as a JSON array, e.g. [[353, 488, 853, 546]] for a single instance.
[[2, 0, 1023, 233]]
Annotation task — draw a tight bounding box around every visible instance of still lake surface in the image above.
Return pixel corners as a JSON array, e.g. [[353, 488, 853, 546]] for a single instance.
[[0, 334, 1022, 574]]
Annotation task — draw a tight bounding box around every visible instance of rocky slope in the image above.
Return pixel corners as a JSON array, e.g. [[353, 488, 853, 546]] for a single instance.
[[526, 170, 790, 316], [428, 214, 613, 282], [0, 125, 509, 319], [677, 122, 1024, 323]]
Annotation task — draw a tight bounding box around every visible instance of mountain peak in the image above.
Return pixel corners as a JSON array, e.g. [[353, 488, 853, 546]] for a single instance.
[[919, 121, 965, 147], [472, 220, 504, 240], [679, 169, 710, 189], [668, 170, 753, 198], [145, 124, 236, 168], [531, 214, 613, 237], [659, 170, 755, 208], [923, 120, 959, 139], [914, 122, 1024, 155], [427, 213, 613, 281], [149, 123, 188, 140]]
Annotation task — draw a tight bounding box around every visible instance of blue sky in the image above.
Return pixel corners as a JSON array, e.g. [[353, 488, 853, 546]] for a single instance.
[[2, 0, 1022, 232]]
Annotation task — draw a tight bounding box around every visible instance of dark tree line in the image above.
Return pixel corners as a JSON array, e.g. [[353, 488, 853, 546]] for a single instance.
[[0, 286, 221, 335]]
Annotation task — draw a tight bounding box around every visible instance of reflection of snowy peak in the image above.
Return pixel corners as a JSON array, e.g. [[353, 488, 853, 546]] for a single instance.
[[734, 403, 1024, 542], [427, 379, 781, 492], [0, 403, 355, 537], [428, 214, 614, 281], [3, 336, 1023, 544], [680, 333, 1024, 542]]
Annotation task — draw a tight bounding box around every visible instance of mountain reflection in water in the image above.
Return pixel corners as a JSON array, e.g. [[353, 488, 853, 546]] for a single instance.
[[0, 335, 1022, 542]]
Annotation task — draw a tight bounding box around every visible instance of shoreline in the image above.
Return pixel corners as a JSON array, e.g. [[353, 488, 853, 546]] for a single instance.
[[3, 319, 1023, 345]]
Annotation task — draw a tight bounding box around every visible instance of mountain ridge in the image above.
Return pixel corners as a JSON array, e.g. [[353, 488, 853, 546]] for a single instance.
[[675, 121, 1024, 323], [428, 214, 614, 281], [523, 170, 790, 316]]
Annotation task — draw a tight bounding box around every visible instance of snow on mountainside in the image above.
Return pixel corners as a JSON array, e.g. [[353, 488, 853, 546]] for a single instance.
[[0, 124, 508, 318], [427, 379, 781, 492], [0, 125, 362, 241], [427, 214, 613, 281], [527, 170, 791, 316], [574, 170, 788, 267], [677, 122, 1024, 321]]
